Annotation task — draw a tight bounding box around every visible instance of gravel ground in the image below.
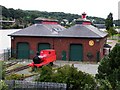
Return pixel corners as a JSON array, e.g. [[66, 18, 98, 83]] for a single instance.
[[4, 60, 99, 81], [13, 60, 99, 76], [74, 64, 98, 75], [54, 61, 99, 76], [14, 60, 99, 81]]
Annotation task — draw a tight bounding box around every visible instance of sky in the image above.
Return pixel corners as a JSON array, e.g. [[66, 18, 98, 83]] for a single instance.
[[0, 0, 120, 20]]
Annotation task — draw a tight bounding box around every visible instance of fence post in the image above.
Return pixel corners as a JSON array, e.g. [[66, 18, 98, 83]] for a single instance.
[[13, 80, 15, 90], [3, 49, 6, 61], [8, 49, 10, 60]]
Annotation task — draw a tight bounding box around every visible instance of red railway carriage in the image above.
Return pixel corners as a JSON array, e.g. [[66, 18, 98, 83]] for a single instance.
[[28, 49, 56, 68]]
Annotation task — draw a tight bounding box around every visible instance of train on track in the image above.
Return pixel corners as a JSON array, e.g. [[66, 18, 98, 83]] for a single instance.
[[28, 49, 56, 68]]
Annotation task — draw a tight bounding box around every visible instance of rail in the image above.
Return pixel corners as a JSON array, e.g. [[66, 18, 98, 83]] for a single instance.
[[5, 65, 29, 75], [5, 62, 18, 68]]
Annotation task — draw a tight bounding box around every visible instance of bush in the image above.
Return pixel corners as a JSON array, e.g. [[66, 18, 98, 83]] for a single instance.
[[36, 65, 97, 90], [0, 80, 8, 90], [96, 79, 112, 90], [96, 44, 120, 89], [0, 61, 6, 79], [118, 40, 120, 42], [5, 74, 24, 80], [35, 65, 53, 82]]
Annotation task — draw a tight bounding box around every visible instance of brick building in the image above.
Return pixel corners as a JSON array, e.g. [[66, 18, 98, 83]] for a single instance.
[[9, 13, 108, 62]]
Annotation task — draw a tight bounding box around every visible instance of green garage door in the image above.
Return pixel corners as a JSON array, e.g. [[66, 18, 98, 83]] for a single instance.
[[17, 43, 30, 59], [38, 43, 50, 52], [70, 44, 83, 61]]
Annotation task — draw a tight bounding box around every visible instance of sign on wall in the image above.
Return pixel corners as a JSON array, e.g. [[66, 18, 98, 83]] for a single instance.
[[89, 40, 94, 46]]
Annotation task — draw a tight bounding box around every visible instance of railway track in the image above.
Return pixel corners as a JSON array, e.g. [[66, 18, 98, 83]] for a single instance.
[[5, 62, 18, 68], [5, 65, 30, 75]]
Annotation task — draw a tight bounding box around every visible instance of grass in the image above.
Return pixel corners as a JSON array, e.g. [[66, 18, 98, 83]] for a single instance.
[[107, 34, 120, 40], [118, 40, 120, 42], [113, 34, 120, 36], [6, 64, 24, 71], [0, 61, 3, 79], [0, 61, 3, 67], [107, 42, 112, 44]]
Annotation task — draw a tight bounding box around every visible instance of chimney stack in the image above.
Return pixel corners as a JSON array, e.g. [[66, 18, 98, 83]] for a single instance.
[[82, 12, 86, 19]]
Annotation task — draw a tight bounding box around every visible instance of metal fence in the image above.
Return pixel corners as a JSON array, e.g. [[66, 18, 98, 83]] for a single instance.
[[0, 48, 11, 61], [5, 80, 67, 90], [4, 48, 11, 60]]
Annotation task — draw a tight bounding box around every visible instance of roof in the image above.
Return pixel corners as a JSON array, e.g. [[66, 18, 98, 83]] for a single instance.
[[59, 24, 108, 38], [94, 24, 106, 29], [104, 44, 111, 48], [75, 17, 92, 25], [9, 24, 107, 38], [35, 17, 58, 22], [76, 18, 91, 22], [9, 24, 65, 37]]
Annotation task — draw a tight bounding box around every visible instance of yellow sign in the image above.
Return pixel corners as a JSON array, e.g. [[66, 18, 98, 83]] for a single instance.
[[89, 40, 94, 46]]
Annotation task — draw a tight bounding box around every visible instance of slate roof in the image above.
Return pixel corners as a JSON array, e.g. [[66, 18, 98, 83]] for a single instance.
[[59, 24, 107, 38], [35, 17, 58, 22], [9, 24, 65, 37], [9, 24, 107, 38], [94, 24, 106, 29]]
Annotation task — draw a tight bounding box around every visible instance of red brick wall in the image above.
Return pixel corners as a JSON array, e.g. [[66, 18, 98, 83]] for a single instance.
[[11, 36, 107, 61]]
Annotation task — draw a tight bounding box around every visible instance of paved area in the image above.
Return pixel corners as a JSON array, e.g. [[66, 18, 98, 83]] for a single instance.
[[54, 61, 99, 76], [13, 60, 99, 81], [107, 40, 118, 49], [7, 60, 99, 76]]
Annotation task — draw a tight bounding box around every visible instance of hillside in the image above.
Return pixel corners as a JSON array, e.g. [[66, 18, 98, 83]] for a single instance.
[[1, 5, 107, 29]]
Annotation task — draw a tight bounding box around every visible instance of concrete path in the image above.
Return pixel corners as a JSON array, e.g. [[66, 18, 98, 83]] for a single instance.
[[107, 39, 118, 49], [54, 61, 99, 76]]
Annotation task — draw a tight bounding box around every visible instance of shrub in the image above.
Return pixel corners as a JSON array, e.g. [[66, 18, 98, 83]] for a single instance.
[[0, 80, 8, 90], [0, 61, 6, 79], [96, 44, 120, 89], [36, 65, 97, 90], [5, 74, 24, 80], [36, 65, 53, 82]]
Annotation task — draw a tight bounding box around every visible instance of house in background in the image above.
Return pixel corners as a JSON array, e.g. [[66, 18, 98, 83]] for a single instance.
[[9, 13, 108, 62]]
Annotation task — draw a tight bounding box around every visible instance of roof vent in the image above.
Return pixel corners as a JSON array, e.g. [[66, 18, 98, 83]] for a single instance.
[[52, 28, 62, 32], [51, 28, 61, 34]]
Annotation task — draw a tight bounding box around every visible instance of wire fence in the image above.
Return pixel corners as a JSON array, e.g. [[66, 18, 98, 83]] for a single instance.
[[5, 80, 67, 90], [0, 48, 11, 61], [4, 48, 11, 60]]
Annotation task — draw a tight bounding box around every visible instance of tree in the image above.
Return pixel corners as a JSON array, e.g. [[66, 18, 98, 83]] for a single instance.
[[96, 44, 120, 89], [107, 27, 117, 38], [105, 13, 113, 30], [105, 13, 117, 38]]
